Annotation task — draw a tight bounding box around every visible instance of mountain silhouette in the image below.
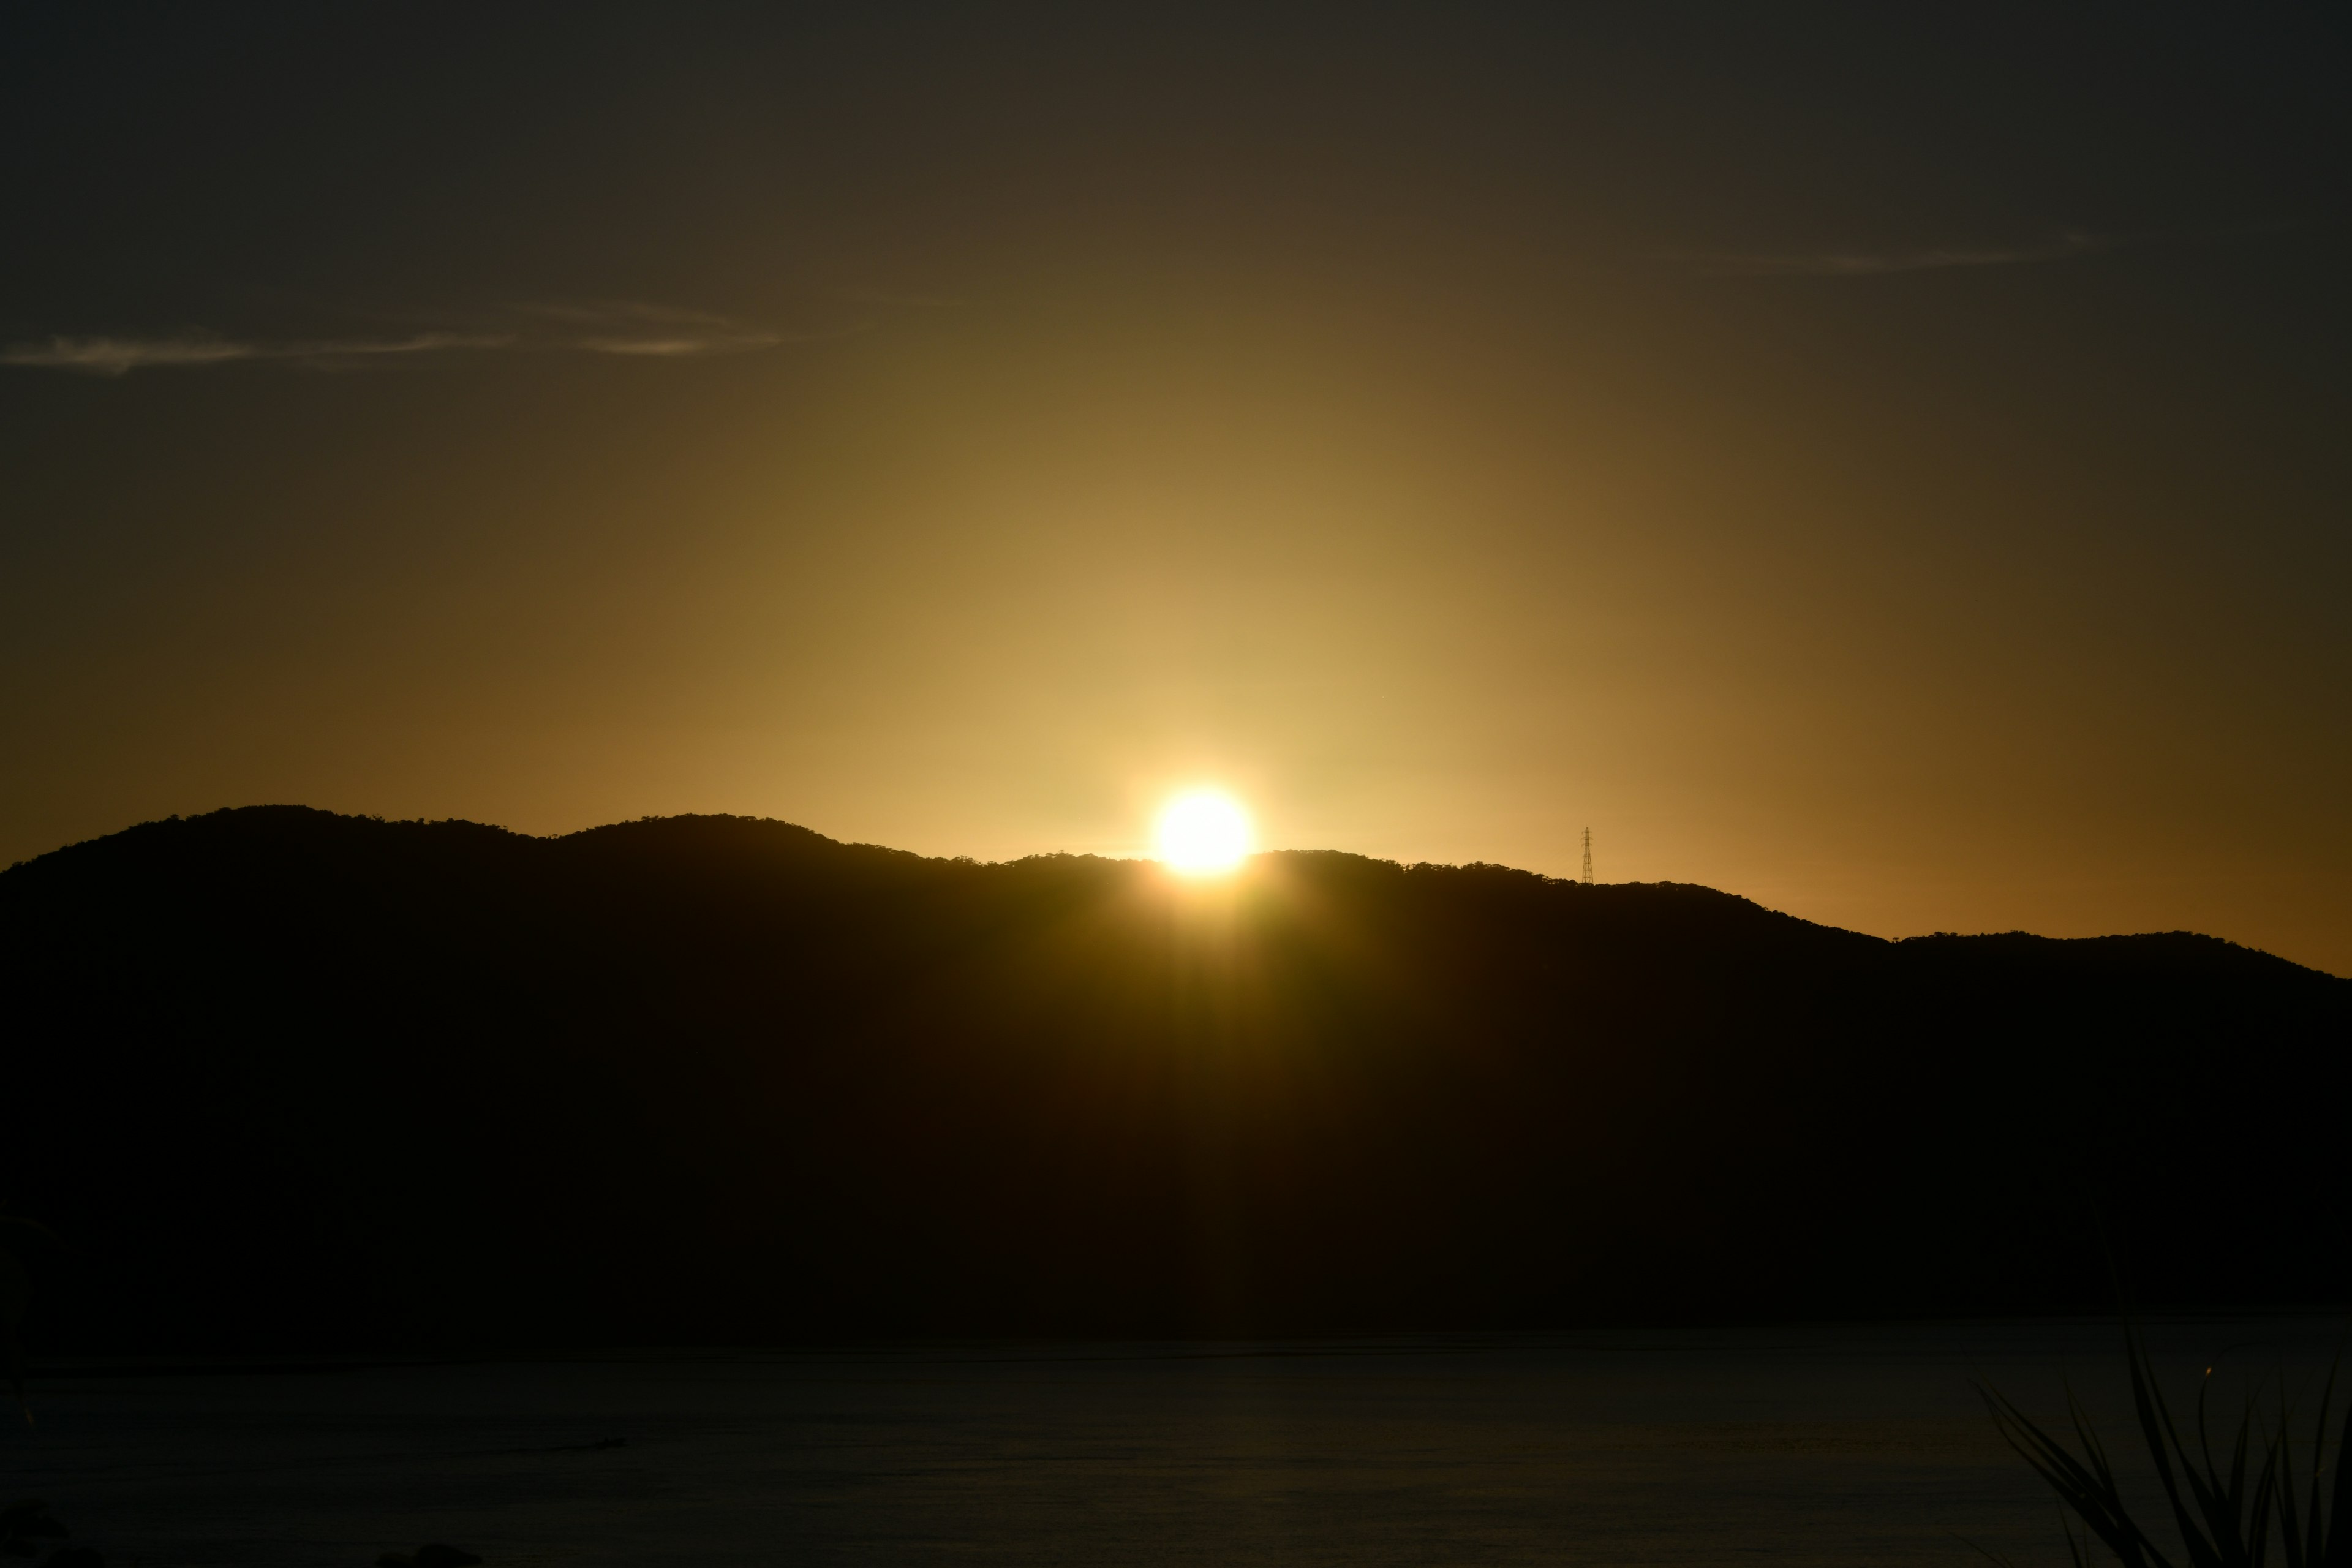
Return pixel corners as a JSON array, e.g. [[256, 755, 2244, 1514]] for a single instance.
[[3, 807, 2345, 1351]]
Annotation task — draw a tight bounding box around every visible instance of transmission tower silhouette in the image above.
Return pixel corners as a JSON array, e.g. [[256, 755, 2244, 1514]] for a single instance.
[[1581, 827, 1593, 885]]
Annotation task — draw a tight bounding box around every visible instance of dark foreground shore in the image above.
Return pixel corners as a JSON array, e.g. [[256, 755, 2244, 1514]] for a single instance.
[[8, 1317, 2340, 1567]]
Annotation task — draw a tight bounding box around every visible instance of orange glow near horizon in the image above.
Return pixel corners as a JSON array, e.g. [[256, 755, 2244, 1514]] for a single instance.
[[2, 13, 2346, 976]]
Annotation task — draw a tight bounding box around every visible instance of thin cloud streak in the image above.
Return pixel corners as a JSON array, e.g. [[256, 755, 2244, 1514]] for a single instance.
[[575, 337, 777, 356], [1, 331, 516, 375], [310, 331, 515, 357], [834, 285, 966, 310], [1675, 230, 2104, 277], [2, 336, 261, 374], [513, 300, 742, 326], [569, 325, 873, 356], [517, 299, 796, 356], [0, 302, 818, 375]]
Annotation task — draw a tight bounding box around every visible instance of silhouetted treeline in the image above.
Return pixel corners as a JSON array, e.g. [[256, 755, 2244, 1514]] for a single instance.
[[2, 807, 2345, 1351]]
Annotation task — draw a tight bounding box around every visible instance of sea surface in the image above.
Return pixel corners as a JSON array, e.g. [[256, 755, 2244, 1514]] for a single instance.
[[4, 1319, 2340, 1567]]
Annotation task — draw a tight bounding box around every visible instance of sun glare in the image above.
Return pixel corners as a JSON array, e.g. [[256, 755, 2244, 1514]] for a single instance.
[[1155, 791, 1253, 876]]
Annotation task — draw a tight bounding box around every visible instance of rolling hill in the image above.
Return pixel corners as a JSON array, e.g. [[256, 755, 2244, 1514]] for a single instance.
[[3, 807, 2345, 1350]]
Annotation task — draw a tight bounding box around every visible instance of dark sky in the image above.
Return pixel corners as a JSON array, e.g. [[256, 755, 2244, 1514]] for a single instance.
[[5, 4, 2349, 971]]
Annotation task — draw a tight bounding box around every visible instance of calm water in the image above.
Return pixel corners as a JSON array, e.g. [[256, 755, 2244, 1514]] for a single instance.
[[4, 1319, 2340, 1567]]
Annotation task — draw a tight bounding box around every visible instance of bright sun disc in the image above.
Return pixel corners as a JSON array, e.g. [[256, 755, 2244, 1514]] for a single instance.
[[1155, 791, 1253, 876]]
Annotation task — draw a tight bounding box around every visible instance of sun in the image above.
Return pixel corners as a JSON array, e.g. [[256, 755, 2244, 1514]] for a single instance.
[[1155, 790, 1253, 876]]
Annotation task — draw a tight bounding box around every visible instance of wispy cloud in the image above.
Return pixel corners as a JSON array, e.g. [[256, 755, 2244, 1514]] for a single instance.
[[1673, 230, 2104, 278], [0, 330, 516, 376], [833, 285, 965, 310], [2, 335, 262, 374], [514, 300, 736, 325], [513, 300, 798, 356], [307, 331, 516, 358], [0, 301, 818, 375]]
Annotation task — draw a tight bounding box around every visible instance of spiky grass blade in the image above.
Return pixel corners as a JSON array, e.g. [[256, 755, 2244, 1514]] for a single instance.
[[1979, 1379, 2171, 1568], [2122, 1322, 2276, 1568], [2129, 1329, 2213, 1567], [2323, 1368, 2350, 1568], [1986, 1329, 2299, 1568]]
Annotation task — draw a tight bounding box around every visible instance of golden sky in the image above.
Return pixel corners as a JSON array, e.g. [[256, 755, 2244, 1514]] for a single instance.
[[3, 9, 2348, 972]]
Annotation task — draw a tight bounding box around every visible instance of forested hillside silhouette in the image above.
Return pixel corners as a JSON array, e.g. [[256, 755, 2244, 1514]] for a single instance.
[[3, 807, 2345, 1351]]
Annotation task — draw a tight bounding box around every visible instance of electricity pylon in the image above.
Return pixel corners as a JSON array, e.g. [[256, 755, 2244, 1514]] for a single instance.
[[1581, 827, 1593, 885]]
